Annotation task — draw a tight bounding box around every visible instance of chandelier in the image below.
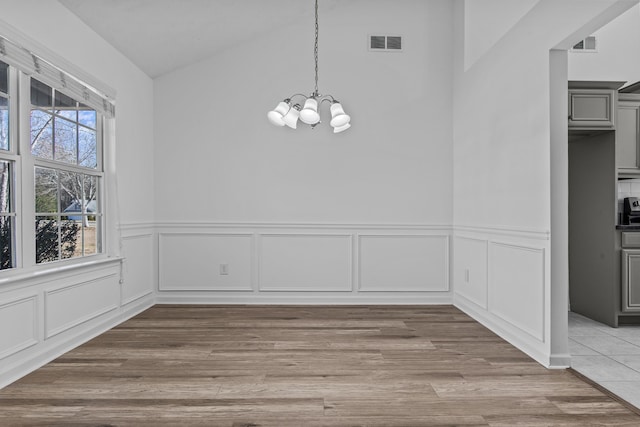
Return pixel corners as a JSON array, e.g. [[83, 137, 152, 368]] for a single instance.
[[267, 0, 351, 133]]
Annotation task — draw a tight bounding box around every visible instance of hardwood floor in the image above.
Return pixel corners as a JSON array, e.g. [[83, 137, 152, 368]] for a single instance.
[[1, 305, 639, 426]]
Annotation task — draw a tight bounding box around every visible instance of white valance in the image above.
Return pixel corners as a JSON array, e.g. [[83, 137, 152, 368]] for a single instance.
[[0, 35, 115, 118]]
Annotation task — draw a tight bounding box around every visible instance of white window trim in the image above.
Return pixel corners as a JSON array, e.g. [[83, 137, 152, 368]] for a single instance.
[[0, 37, 120, 281]]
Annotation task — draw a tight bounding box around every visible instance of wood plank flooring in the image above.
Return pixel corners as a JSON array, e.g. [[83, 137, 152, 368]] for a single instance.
[[1, 305, 639, 426]]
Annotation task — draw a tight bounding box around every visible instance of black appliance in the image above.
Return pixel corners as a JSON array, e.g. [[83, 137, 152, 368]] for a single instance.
[[623, 197, 640, 224]]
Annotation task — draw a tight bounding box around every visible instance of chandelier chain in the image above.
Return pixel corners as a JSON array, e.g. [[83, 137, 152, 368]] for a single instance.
[[266, 0, 351, 132], [314, 0, 319, 97]]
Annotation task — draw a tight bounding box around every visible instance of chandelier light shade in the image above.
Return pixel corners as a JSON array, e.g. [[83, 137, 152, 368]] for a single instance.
[[300, 98, 320, 125], [333, 123, 351, 134], [267, 101, 290, 127], [267, 0, 351, 133], [329, 102, 350, 128], [283, 104, 301, 129]]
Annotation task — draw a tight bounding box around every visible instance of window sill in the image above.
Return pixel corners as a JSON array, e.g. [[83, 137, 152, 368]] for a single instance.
[[0, 256, 123, 288]]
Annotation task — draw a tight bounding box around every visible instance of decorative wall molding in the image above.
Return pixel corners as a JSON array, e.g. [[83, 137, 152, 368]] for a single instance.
[[258, 233, 354, 292], [44, 273, 119, 339], [489, 242, 546, 342], [358, 234, 449, 292], [155, 223, 452, 301], [158, 232, 254, 291], [154, 221, 453, 231], [453, 224, 550, 365], [121, 233, 155, 305], [455, 293, 550, 367], [0, 257, 123, 291], [453, 236, 489, 309], [0, 247, 154, 389], [0, 295, 38, 360], [155, 292, 454, 305], [454, 224, 550, 240], [0, 294, 153, 389], [118, 222, 155, 232]]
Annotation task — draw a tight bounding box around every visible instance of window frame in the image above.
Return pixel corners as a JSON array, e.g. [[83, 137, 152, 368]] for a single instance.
[[0, 69, 108, 274], [0, 64, 20, 270], [28, 76, 105, 266], [0, 27, 117, 280]]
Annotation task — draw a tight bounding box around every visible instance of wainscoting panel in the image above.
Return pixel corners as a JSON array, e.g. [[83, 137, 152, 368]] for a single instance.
[[453, 225, 552, 367], [45, 270, 120, 339], [0, 295, 38, 360], [359, 235, 449, 292], [489, 242, 545, 342], [122, 233, 154, 305], [453, 236, 488, 309], [159, 233, 253, 291], [154, 223, 453, 303], [259, 234, 353, 292]]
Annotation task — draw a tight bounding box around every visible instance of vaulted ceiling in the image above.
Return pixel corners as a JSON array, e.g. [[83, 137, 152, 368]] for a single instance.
[[59, 0, 334, 78]]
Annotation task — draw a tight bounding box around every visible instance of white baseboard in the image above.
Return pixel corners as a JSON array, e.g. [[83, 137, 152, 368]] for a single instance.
[[454, 293, 550, 367], [549, 353, 572, 369], [0, 294, 154, 389], [156, 292, 453, 305]]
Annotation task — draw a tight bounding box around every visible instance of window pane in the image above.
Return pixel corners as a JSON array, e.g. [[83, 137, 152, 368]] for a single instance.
[[31, 79, 52, 108], [35, 217, 59, 263], [78, 127, 97, 168], [59, 170, 81, 215], [35, 167, 58, 213], [585, 36, 596, 50], [0, 61, 7, 94], [84, 217, 97, 256], [0, 216, 12, 269], [78, 105, 96, 129], [54, 116, 78, 164], [31, 110, 53, 159], [60, 219, 80, 259], [83, 175, 99, 256], [0, 96, 7, 151], [55, 91, 77, 121], [0, 161, 10, 213], [83, 175, 98, 212]]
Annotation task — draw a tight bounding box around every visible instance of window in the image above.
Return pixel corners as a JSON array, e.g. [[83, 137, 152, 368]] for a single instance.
[[0, 60, 14, 270], [0, 34, 114, 274], [31, 78, 102, 263]]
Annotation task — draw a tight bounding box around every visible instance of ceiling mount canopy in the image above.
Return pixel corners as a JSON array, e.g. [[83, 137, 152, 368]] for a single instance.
[[267, 0, 351, 134]]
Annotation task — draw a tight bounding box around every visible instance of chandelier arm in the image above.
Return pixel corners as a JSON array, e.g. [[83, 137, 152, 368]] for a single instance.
[[318, 94, 336, 106], [287, 93, 309, 103]]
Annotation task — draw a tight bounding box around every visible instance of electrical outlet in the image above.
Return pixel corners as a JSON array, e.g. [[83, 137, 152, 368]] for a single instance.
[[220, 264, 229, 275], [464, 269, 470, 283]]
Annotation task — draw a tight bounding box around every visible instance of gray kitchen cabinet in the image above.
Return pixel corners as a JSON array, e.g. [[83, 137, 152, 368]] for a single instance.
[[621, 248, 640, 312], [568, 81, 624, 131], [569, 89, 616, 128], [568, 81, 640, 326], [617, 94, 640, 177]]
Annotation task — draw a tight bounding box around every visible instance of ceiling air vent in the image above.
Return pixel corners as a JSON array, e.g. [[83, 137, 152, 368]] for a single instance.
[[369, 35, 403, 52]]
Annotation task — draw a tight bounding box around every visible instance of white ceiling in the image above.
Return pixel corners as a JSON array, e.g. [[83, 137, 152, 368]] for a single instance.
[[58, 0, 329, 78]]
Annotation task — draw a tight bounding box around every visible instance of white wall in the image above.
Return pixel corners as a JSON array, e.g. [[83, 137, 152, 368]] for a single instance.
[[453, 0, 637, 367], [0, 0, 155, 387], [464, 0, 539, 70], [153, 0, 455, 303], [569, 5, 640, 85]]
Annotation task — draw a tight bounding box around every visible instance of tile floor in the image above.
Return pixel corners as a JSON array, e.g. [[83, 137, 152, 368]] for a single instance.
[[569, 311, 640, 409]]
